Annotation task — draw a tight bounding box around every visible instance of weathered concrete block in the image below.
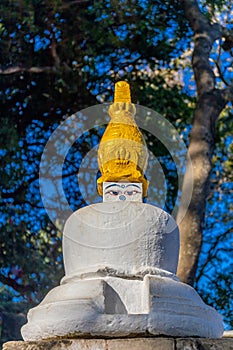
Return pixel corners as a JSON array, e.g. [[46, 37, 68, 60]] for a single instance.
[[107, 338, 174, 350], [3, 339, 106, 350], [176, 338, 233, 350], [3, 337, 233, 350]]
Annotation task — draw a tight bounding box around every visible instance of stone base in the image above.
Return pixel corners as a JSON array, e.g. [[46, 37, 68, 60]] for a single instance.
[[3, 337, 233, 350], [21, 275, 223, 340]]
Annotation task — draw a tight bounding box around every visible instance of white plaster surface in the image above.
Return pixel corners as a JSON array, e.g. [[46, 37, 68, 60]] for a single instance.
[[62, 202, 180, 279], [21, 275, 223, 340], [21, 202, 224, 341]]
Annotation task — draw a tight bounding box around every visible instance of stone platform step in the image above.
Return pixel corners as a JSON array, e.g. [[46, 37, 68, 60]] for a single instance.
[[3, 337, 233, 350]]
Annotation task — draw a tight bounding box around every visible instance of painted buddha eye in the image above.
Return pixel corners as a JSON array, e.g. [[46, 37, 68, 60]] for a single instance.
[[106, 190, 120, 196], [125, 190, 140, 196]]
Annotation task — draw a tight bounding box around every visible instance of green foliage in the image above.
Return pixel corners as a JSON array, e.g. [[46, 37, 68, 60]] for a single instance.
[[0, 221, 64, 300], [195, 106, 233, 329], [198, 269, 233, 328]]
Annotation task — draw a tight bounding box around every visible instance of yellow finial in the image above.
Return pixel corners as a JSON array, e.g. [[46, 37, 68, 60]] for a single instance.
[[97, 81, 149, 197], [114, 81, 131, 103]]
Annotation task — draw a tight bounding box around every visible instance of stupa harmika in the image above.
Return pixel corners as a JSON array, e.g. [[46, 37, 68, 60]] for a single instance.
[[21, 81, 223, 340]]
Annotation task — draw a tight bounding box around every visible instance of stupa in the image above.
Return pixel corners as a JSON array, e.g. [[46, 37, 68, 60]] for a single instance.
[[21, 81, 223, 341]]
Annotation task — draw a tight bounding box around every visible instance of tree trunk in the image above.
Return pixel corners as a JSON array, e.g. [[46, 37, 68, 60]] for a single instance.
[[177, 0, 229, 285], [177, 91, 226, 285]]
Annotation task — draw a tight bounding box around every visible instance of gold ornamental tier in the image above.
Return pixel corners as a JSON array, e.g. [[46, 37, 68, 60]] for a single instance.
[[97, 81, 149, 197]]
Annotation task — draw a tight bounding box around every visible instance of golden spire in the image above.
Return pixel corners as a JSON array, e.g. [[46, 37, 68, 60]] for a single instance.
[[114, 81, 131, 103], [97, 81, 149, 197]]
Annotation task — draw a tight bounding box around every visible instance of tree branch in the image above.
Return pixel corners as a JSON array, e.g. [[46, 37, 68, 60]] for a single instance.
[[0, 274, 35, 293], [221, 83, 233, 102], [195, 228, 233, 284], [181, 0, 221, 96], [181, 0, 221, 39], [221, 26, 233, 51], [214, 58, 230, 87], [61, 0, 90, 7], [0, 66, 57, 75]]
